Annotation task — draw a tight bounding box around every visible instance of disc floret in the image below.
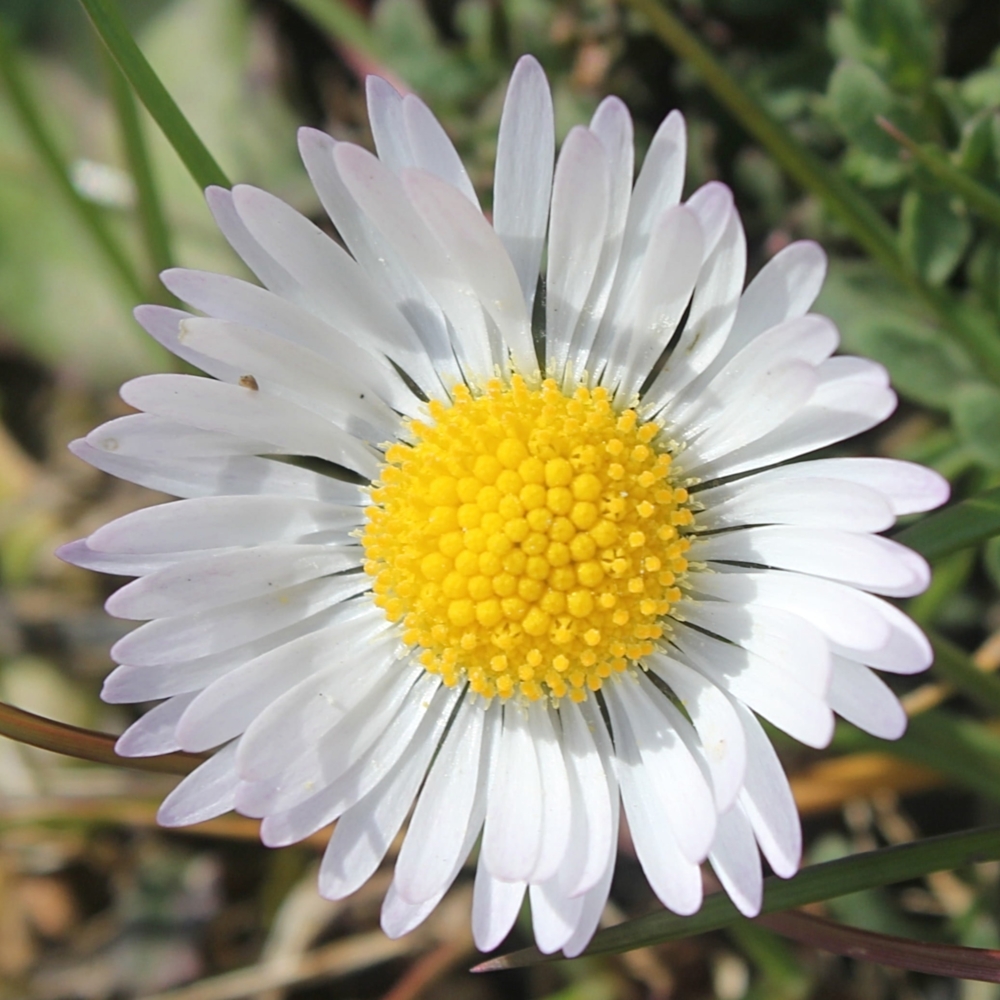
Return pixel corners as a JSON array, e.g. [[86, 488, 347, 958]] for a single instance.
[[362, 376, 694, 702]]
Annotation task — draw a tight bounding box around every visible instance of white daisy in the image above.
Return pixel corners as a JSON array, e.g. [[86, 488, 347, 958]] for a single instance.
[[61, 56, 948, 956]]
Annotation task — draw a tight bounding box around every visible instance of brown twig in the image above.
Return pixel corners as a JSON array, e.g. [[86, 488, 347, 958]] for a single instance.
[[758, 910, 1000, 981], [0, 701, 204, 775]]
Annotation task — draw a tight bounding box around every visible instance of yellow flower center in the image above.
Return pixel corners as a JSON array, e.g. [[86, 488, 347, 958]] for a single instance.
[[362, 377, 694, 703]]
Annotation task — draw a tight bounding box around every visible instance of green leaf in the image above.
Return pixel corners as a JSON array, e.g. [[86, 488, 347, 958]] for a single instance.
[[866, 325, 974, 408], [899, 187, 973, 286], [78, 0, 230, 191], [827, 60, 909, 159], [879, 116, 1000, 234], [816, 261, 975, 409], [477, 825, 1000, 968], [985, 535, 1000, 591], [953, 383, 1000, 468], [894, 484, 1000, 560], [956, 109, 999, 181], [968, 233, 1000, 316], [842, 0, 936, 92]]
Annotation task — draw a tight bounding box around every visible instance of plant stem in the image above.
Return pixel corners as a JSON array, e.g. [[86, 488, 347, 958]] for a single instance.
[[0, 20, 146, 303], [78, 0, 230, 191]]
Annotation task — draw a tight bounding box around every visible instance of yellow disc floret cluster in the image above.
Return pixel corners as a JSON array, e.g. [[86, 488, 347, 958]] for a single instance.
[[362, 376, 695, 703]]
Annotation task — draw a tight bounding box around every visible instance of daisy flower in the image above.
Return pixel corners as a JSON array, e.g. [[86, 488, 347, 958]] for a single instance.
[[61, 56, 948, 956]]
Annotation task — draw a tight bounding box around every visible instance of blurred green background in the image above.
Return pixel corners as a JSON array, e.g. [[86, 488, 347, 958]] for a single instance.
[[1, 0, 1000, 997]]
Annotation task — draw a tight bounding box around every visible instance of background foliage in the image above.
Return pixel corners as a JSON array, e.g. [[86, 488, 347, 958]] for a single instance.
[[1, 0, 1000, 997]]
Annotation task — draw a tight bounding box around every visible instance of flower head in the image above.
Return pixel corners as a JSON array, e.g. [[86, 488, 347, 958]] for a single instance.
[[61, 56, 948, 956]]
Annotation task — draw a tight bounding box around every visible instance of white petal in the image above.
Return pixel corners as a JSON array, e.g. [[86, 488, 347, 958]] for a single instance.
[[379, 701, 500, 936], [157, 740, 240, 827], [546, 127, 609, 385], [204, 185, 298, 298], [730, 699, 801, 878], [607, 205, 704, 400], [402, 169, 537, 376], [114, 691, 197, 757], [177, 608, 389, 752], [472, 861, 525, 952], [493, 55, 554, 316], [234, 631, 404, 785], [402, 93, 479, 207], [761, 457, 949, 515], [161, 269, 426, 416], [89, 495, 362, 555], [689, 569, 891, 654], [671, 622, 834, 748], [642, 205, 746, 407], [366, 76, 411, 173], [230, 184, 440, 396], [102, 600, 351, 703], [296, 127, 461, 393], [604, 682, 703, 915], [696, 475, 895, 533], [334, 142, 494, 385], [526, 703, 572, 884], [698, 359, 897, 479], [120, 374, 381, 480], [561, 96, 633, 383], [316, 684, 460, 900], [111, 575, 370, 667], [482, 704, 543, 882], [669, 313, 839, 430], [586, 111, 686, 380], [708, 801, 762, 917], [177, 318, 401, 442], [828, 656, 907, 739], [832, 594, 932, 674], [530, 882, 584, 955], [685, 182, 734, 257], [135, 305, 234, 382], [649, 655, 746, 812], [393, 699, 488, 905], [85, 411, 271, 460], [693, 525, 930, 598], [557, 699, 614, 896], [259, 675, 454, 847], [69, 437, 364, 505], [59, 538, 233, 578], [561, 698, 620, 958], [105, 545, 358, 621], [722, 240, 828, 365], [246, 660, 425, 815], [675, 599, 831, 696], [683, 360, 818, 464]]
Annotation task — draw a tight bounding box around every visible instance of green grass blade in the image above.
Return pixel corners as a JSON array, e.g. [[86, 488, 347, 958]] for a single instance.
[[879, 116, 1000, 233], [0, 20, 146, 303], [833, 711, 1000, 802], [103, 48, 173, 284], [78, 0, 230, 191], [893, 485, 1000, 560], [475, 824, 1000, 968], [928, 630, 1000, 715], [622, 0, 1000, 383]]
